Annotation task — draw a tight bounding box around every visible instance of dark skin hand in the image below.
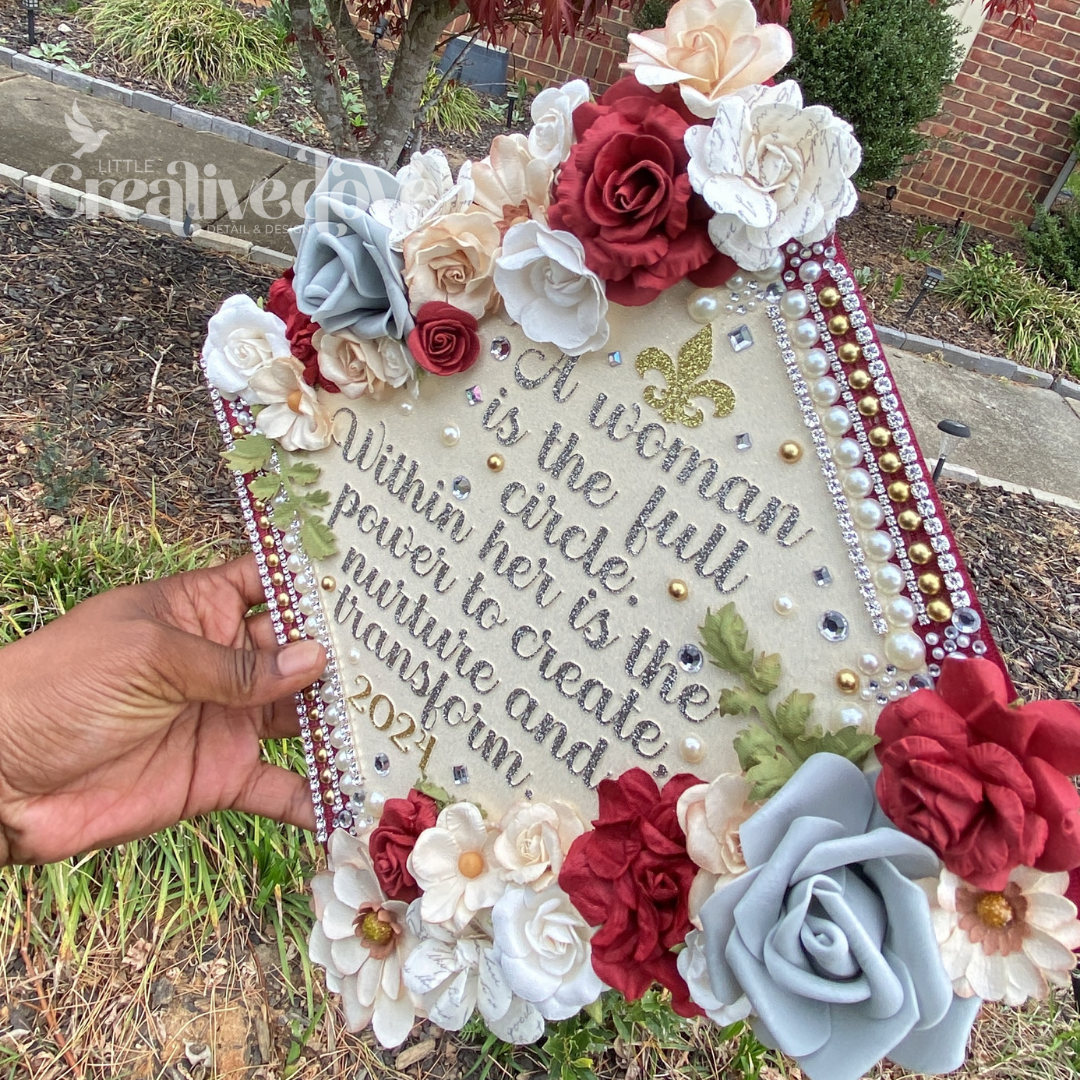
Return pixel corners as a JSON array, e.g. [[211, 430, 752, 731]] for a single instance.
[[0, 556, 326, 865]]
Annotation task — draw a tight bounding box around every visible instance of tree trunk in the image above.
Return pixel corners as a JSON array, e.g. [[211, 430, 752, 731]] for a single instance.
[[289, 0, 359, 156]]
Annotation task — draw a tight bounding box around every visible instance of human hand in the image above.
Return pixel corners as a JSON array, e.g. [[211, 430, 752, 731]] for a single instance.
[[0, 555, 326, 865]]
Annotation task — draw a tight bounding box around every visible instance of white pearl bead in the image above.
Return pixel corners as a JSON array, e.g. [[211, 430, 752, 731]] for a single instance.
[[339, 775, 362, 796], [811, 377, 840, 405], [841, 468, 873, 498], [774, 595, 797, 615], [822, 406, 852, 436], [798, 260, 823, 283], [756, 249, 787, 282], [834, 705, 866, 728], [833, 438, 863, 468], [286, 553, 305, 573], [864, 530, 896, 562], [780, 290, 810, 320], [298, 594, 316, 616], [328, 726, 349, 749], [792, 318, 821, 349], [852, 498, 885, 529], [726, 272, 747, 290], [441, 424, 460, 446], [885, 630, 927, 672], [801, 348, 830, 377], [858, 652, 882, 675], [282, 532, 299, 553], [367, 791, 386, 817], [687, 288, 722, 323], [399, 401, 414, 414], [885, 596, 917, 627], [335, 747, 353, 771], [874, 562, 906, 594], [679, 735, 705, 764]]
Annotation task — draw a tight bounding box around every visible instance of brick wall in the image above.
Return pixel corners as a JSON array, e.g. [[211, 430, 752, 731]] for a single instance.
[[507, 10, 633, 91], [893, 0, 1079, 234]]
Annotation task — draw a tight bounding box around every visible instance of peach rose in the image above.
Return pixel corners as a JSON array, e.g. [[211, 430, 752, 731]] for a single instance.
[[467, 134, 552, 237], [402, 211, 500, 319]]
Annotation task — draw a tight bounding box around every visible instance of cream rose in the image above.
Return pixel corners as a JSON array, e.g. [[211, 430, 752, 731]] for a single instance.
[[685, 80, 861, 271], [467, 134, 552, 236], [202, 294, 291, 400], [402, 211, 501, 319], [527, 80, 591, 169], [492, 799, 585, 889], [247, 356, 332, 452], [313, 327, 414, 398], [624, 0, 792, 119]]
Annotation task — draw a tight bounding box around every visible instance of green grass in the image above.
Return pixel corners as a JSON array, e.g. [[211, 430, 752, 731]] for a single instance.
[[0, 518, 318, 995]]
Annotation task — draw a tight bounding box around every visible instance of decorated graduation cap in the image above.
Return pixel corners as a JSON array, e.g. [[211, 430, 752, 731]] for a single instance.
[[200, 1, 1080, 1073]]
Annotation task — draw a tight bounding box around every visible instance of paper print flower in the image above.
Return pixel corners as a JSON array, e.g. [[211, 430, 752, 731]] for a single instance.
[[247, 356, 332, 452], [685, 81, 861, 272], [678, 929, 751, 1026], [407, 301, 481, 376], [290, 158, 414, 340], [697, 753, 981, 1080], [202, 294, 291, 400], [548, 77, 736, 306], [402, 908, 545, 1043], [527, 80, 592, 169], [313, 327, 413, 398], [467, 134, 553, 236], [624, 0, 793, 119], [923, 866, 1080, 1006], [492, 799, 586, 890], [402, 211, 501, 319], [491, 883, 605, 1020], [407, 802, 506, 931], [875, 657, 1080, 892], [308, 831, 421, 1048], [494, 221, 610, 355], [265, 270, 331, 389], [368, 789, 440, 904], [558, 768, 703, 1015]]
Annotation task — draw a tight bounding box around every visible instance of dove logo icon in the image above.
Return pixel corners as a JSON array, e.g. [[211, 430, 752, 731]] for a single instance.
[[65, 100, 109, 158]]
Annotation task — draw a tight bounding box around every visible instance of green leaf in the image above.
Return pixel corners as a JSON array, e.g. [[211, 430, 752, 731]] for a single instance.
[[272, 498, 300, 531], [414, 778, 453, 807], [582, 998, 604, 1026], [699, 603, 754, 676], [299, 517, 337, 559], [299, 488, 331, 509], [745, 753, 796, 800], [282, 460, 321, 486], [733, 724, 780, 772], [745, 651, 782, 695], [249, 474, 284, 500], [716, 686, 759, 717], [773, 690, 815, 740], [222, 432, 274, 473], [798, 732, 880, 769]]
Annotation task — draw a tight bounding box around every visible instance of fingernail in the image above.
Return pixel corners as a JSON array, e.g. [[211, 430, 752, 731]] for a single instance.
[[276, 640, 325, 678]]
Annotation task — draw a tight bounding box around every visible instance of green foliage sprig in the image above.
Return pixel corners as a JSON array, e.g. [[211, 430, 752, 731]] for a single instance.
[[223, 433, 337, 559], [700, 603, 878, 800]]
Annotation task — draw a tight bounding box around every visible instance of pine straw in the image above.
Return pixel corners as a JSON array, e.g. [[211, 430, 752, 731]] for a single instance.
[[0, 187, 1079, 1077]]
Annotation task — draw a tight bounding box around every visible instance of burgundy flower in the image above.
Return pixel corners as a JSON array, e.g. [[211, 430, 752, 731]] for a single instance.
[[368, 788, 440, 903], [407, 301, 481, 376], [266, 270, 339, 391]]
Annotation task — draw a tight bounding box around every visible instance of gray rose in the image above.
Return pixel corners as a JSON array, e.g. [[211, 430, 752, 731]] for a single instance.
[[698, 753, 981, 1080], [289, 159, 414, 341]]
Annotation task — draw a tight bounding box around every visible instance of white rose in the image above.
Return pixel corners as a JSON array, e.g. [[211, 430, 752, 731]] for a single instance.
[[494, 220, 609, 354], [677, 928, 751, 1026], [248, 356, 332, 452], [685, 81, 861, 271], [527, 79, 591, 168], [491, 884, 604, 1021], [313, 327, 414, 398], [492, 800, 585, 889], [202, 294, 290, 400]]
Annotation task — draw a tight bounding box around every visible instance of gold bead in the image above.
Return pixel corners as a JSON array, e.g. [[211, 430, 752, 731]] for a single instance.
[[908, 542, 934, 565], [848, 370, 872, 390], [779, 440, 803, 463], [887, 480, 911, 503], [277, 592, 291, 607], [818, 286, 842, 308], [315, 747, 328, 763], [266, 553, 280, 567], [487, 453, 505, 472], [838, 342, 862, 364], [321, 790, 335, 805], [304, 688, 319, 702], [927, 599, 953, 623], [281, 608, 295, 624], [668, 579, 689, 601], [258, 515, 271, 529], [310, 726, 325, 742], [319, 768, 333, 784], [321, 576, 337, 591], [898, 510, 923, 531], [232, 425, 246, 437], [878, 452, 902, 474], [261, 535, 276, 550], [836, 669, 860, 695], [857, 395, 881, 417], [868, 426, 891, 447], [252, 499, 266, 513], [918, 572, 943, 596], [288, 628, 301, 641], [271, 572, 285, 587], [828, 313, 851, 336]]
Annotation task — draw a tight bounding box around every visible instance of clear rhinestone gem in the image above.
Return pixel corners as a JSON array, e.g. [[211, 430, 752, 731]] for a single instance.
[[490, 337, 511, 361], [453, 764, 470, 785], [819, 610, 849, 642], [677, 644, 704, 673], [728, 325, 754, 352], [813, 566, 833, 587], [465, 385, 483, 405], [952, 607, 982, 634], [972, 640, 987, 655], [373, 754, 390, 775], [735, 432, 753, 451], [451, 475, 471, 500], [608, 350, 622, 367]]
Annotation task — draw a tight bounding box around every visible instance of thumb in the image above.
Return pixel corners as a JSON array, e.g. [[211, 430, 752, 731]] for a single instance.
[[156, 628, 326, 708]]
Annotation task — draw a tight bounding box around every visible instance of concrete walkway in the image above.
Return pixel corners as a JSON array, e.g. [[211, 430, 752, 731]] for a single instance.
[[2, 66, 1079, 504]]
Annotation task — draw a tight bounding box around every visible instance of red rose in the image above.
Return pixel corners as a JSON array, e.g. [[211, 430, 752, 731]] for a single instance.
[[559, 768, 703, 1015], [407, 301, 480, 376], [548, 77, 736, 306], [266, 270, 340, 391], [875, 657, 1080, 891], [368, 788, 439, 903]]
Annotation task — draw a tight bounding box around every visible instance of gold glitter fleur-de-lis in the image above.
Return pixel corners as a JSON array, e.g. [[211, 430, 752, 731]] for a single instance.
[[635, 325, 735, 429]]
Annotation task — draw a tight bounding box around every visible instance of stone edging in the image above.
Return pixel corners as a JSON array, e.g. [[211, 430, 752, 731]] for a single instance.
[[936, 462, 1080, 513]]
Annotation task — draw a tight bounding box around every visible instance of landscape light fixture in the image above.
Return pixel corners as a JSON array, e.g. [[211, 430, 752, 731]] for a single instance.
[[932, 418, 971, 483], [905, 265, 944, 321], [23, 0, 39, 47], [505, 87, 518, 129], [885, 184, 898, 210], [372, 15, 388, 45]]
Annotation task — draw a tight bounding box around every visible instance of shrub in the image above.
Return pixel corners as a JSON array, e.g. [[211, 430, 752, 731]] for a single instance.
[[1020, 200, 1080, 290], [782, 0, 962, 186], [88, 0, 288, 86], [633, 0, 674, 29]]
